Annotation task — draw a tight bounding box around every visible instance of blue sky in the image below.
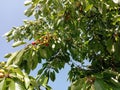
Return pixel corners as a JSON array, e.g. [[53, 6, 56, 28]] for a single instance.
[[0, 0, 70, 90]]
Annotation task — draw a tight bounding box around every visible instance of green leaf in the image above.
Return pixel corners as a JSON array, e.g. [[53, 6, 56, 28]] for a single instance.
[[5, 51, 19, 66], [105, 38, 114, 54], [94, 79, 108, 90], [29, 76, 37, 88], [40, 48, 48, 59], [5, 49, 25, 67], [25, 52, 33, 73], [4, 53, 12, 58], [14, 78, 26, 90], [38, 75, 49, 87], [12, 41, 26, 47], [42, 77, 49, 87], [0, 78, 6, 90], [15, 68, 24, 78], [38, 68, 44, 75], [32, 0, 40, 5], [113, 41, 120, 61], [24, 6, 34, 17], [85, 4, 93, 12], [28, 85, 34, 90], [39, 48, 52, 59], [68, 78, 87, 90], [8, 65, 24, 79], [24, 0, 32, 6], [31, 51, 38, 70], [4, 30, 13, 37], [34, 11, 39, 19], [13, 49, 25, 65], [50, 71, 56, 82], [24, 73, 31, 89], [46, 85, 52, 90], [8, 79, 15, 90], [110, 77, 120, 89]]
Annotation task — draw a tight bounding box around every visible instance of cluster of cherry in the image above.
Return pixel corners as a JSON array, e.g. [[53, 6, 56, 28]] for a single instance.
[[31, 33, 57, 47]]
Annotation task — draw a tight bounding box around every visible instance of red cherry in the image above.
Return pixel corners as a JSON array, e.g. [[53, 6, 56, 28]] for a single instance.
[[45, 43, 49, 46], [32, 42, 36, 45]]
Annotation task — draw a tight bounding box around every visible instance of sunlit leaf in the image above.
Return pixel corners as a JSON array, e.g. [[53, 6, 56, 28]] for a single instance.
[[24, 0, 32, 6], [8, 79, 15, 90], [24, 6, 34, 17], [4, 30, 13, 37], [0, 78, 6, 90], [14, 78, 26, 90], [85, 4, 93, 12], [5, 51, 19, 66], [24, 73, 31, 89], [12, 41, 26, 47], [4, 53, 12, 58], [13, 49, 25, 65]]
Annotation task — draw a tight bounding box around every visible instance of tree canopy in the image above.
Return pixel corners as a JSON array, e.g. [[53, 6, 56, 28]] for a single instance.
[[0, 0, 120, 90]]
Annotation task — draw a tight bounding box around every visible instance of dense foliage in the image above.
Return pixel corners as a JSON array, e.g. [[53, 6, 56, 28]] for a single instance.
[[0, 0, 120, 90]]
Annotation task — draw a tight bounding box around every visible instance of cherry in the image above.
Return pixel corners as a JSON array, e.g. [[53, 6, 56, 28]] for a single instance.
[[45, 43, 49, 46], [32, 42, 36, 45], [0, 72, 4, 78]]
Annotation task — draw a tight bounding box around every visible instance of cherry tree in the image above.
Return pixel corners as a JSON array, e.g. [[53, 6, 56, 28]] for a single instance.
[[0, 0, 120, 90]]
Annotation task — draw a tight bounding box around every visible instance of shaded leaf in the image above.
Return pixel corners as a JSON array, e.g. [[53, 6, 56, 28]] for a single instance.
[[50, 71, 55, 82], [94, 79, 108, 90], [31, 51, 38, 70], [46, 85, 52, 90]]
